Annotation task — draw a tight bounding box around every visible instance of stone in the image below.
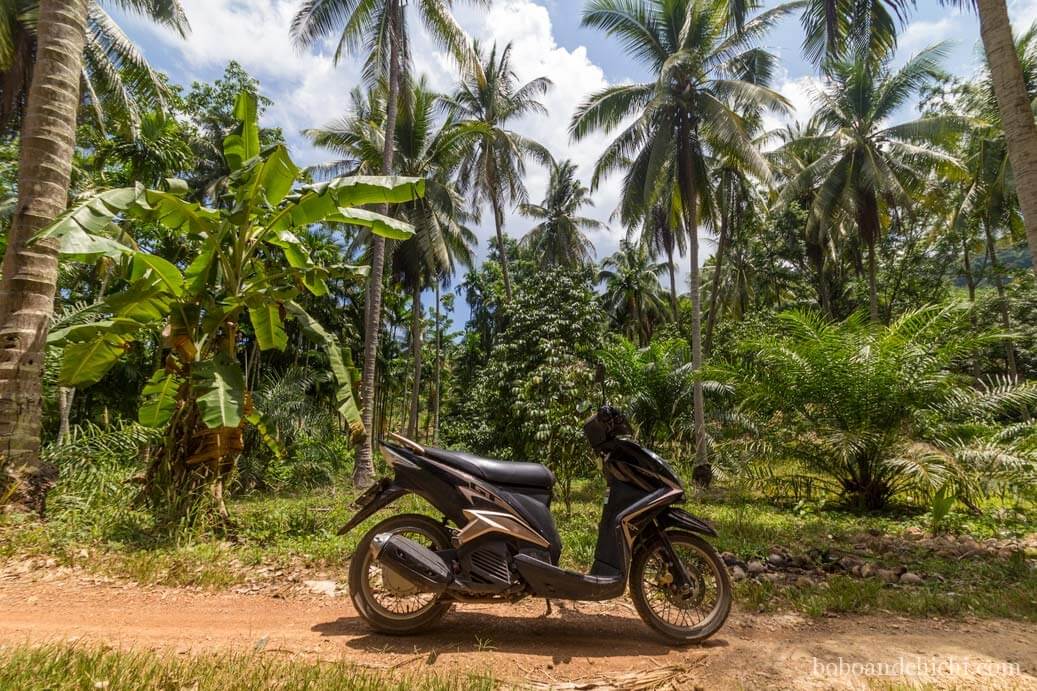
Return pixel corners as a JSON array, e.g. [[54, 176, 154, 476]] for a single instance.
[[731, 565, 747, 581], [899, 572, 924, 585], [747, 560, 766, 575], [762, 572, 783, 583], [876, 569, 900, 584], [767, 553, 786, 567], [860, 564, 876, 578], [721, 552, 739, 566], [795, 576, 814, 588], [303, 580, 338, 597], [838, 556, 863, 571]]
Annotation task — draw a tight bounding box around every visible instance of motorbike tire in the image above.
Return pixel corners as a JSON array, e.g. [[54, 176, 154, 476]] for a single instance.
[[349, 513, 453, 635], [629, 530, 732, 645]]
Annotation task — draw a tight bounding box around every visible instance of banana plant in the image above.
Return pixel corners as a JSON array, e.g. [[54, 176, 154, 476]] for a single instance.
[[36, 92, 423, 523]]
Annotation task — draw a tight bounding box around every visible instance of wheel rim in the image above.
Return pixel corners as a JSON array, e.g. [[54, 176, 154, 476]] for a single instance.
[[359, 524, 446, 620], [640, 538, 724, 631]]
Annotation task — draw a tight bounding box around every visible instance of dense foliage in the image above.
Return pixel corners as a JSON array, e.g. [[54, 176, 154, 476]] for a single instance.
[[1, 0, 1036, 533]]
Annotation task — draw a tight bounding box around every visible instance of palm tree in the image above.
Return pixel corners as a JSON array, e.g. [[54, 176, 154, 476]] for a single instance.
[[636, 200, 685, 320], [446, 41, 552, 302], [307, 79, 477, 441], [780, 47, 964, 322], [0, 0, 90, 515], [291, 0, 482, 486], [519, 159, 602, 268], [598, 240, 668, 346], [573, 0, 791, 481], [0, 0, 188, 133], [952, 26, 1037, 378]]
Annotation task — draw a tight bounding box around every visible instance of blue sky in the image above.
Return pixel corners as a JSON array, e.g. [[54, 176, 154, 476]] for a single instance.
[[113, 0, 1037, 320]]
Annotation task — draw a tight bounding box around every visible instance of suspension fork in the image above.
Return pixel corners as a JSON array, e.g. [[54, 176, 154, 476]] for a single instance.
[[651, 520, 696, 591]]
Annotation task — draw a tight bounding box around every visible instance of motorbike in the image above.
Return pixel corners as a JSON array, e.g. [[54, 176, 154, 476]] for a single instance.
[[341, 367, 732, 644]]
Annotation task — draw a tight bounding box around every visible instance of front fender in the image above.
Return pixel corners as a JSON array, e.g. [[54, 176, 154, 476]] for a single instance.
[[337, 477, 408, 536], [656, 506, 718, 537]]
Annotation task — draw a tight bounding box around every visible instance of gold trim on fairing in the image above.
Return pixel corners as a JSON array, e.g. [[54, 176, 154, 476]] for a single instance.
[[388, 432, 425, 455], [458, 509, 551, 549]]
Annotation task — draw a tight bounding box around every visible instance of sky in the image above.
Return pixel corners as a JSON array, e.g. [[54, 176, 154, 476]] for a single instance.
[[113, 0, 1037, 320]]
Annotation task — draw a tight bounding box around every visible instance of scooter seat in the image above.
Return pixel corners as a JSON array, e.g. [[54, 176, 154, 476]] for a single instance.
[[423, 447, 555, 489]]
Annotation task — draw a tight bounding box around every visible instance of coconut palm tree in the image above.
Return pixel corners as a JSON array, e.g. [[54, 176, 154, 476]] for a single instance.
[[446, 41, 552, 302], [291, 0, 483, 486], [0, 0, 188, 133], [780, 46, 964, 322], [0, 0, 90, 515], [637, 201, 685, 320], [598, 240, 668, 346], [573, 0, 791, 482], [951, 25, 1037, 378], [519, 159, 602, 268], [307, 79, 478, 441]]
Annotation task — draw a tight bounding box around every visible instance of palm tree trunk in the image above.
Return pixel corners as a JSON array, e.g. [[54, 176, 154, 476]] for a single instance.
[[677, 123, 710, 487], [354, 31, 401, 488], [975, 0, 1037, 277], [666, 242, 679, 320], [704, 210, 729, 355], [57, 387, 75, 445], [490, 189, 514, 302], [0, 0, 88, 515], [407, 282, 423, 439], [432, 280, 442, 445], [962, 235, 983, 380], [982, 218, 1019, 378]]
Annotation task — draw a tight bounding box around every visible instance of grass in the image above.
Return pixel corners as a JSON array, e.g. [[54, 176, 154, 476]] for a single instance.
[[2, 474, 1035, 621], [0, 643, 495, 691]]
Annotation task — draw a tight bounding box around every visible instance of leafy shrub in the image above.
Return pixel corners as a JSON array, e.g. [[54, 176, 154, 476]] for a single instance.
[[709, 305, 1037, 510]]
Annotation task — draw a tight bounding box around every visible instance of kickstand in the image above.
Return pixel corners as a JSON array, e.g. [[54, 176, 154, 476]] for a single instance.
[[542, 598, 553, 618]]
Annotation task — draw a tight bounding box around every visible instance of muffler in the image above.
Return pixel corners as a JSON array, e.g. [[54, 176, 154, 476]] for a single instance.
[[370, 533, 453, 595]]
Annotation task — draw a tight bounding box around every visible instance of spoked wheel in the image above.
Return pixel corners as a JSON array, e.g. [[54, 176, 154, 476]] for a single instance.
[[348, 513, 453, 634], [630, 530, 732, 644]]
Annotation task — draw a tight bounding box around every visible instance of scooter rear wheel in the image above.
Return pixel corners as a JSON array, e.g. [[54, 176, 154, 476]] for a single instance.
[[349, 513, 453, 634], [629, 530, 732, 644]]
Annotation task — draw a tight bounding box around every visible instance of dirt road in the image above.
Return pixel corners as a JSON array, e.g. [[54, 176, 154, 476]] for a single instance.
[[1, 569, 1034, 689]]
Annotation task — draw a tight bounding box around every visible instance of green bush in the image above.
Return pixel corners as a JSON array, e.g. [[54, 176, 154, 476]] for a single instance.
[[709, 304, 1037, 510]]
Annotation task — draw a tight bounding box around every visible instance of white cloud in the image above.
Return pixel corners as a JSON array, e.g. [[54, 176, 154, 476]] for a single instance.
[[125, 0, 627, 264], [762, 73, 824, 139]]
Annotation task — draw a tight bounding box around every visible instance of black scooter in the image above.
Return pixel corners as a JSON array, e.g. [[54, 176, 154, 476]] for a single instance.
[[340, 369, 731, 643]]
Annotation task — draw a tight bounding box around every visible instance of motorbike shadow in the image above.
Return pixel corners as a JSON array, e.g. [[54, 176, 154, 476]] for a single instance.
[[312, 604, 730, 660]]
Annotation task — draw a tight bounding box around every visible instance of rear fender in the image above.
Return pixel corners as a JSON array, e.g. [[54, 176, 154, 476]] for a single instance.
[[656, 506, 719, 537], [337, 477, 408, 536]]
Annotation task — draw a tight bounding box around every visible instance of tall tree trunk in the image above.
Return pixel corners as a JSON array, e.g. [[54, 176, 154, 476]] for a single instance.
[[704, 209, 730, 356], [678, 123, 710, 487], [490, 178, 513, 302], [983, 218, 1019, 378], [0, 0, 88, 515], [975, 0, 1037, 277], [57, 387, 74, 445], [666, 241, 679, 320], [432, 280, 442, 445], [354, 29, 402, 488], [962, 235, 983, 380], [858, 192, 882, 322], [407, 282, 422, 439]]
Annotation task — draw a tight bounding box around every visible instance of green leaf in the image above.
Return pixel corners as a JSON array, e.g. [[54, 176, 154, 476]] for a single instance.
[[139, 369, 184, 428], [131, 253, 184, 297], [269, 176, 424, 233], [224, 92, 260, 172], [249, 303, 287, 351], [246, 410, 284, 460], [328, 207, 416, 240], [284, 301, 363, 438], [192, 354, 246, 429], [255, 144, 298, 206], [48, 318, 145, 346], [61, 334, 132, 387], [103, 277, 175, 323]]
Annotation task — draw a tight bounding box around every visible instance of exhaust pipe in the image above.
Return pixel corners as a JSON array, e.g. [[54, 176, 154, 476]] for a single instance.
[[370, 533, 453, 595]]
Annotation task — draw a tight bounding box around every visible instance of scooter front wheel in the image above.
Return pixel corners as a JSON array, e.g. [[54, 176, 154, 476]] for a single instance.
[[349, 513, 453, 634], [629, 530, 732, 645]]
